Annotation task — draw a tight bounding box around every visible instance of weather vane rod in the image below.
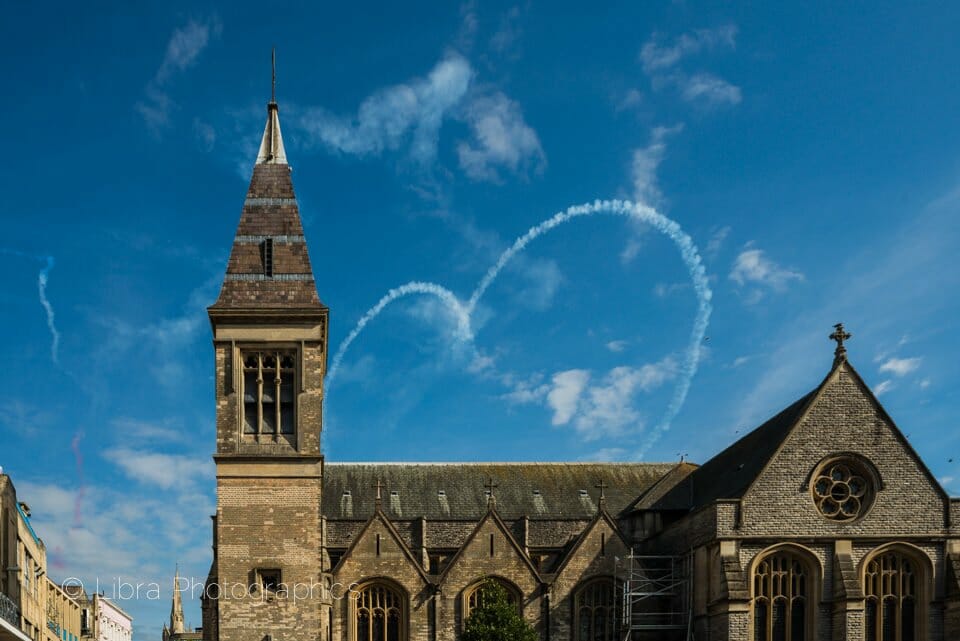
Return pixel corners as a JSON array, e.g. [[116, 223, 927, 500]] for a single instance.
[[271, 46, 277, 103]]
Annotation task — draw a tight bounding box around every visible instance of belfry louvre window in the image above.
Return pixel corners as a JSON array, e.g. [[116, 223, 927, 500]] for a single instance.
[[354, 583, 403, 641], [864, 551, 919, 641], [242, 350, 296, 438], [574, 578, 616, 641], [752, 552, 810, 641]]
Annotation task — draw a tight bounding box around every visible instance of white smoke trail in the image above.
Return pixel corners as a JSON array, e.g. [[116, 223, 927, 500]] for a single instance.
[[1, 249, 61, 365], [326, 282, 471, 388], [327, 199, 712, 458], [466, 199, 711, 456], [38, 256, 61, 364]]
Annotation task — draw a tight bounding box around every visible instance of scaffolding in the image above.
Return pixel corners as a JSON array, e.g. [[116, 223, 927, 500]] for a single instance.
[[618, 552, 693, 641]]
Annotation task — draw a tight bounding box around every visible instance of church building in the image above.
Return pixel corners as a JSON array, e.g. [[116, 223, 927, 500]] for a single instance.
[[199, 86, 960, 641]]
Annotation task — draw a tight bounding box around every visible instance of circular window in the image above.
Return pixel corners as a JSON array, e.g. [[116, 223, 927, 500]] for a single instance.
[[810, 457, 875, 522]]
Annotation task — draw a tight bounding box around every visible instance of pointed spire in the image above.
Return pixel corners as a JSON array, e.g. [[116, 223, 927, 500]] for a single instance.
[[170, 565, 185, 634], [256, 47, 287, 165], [209, 49, 326, 315]]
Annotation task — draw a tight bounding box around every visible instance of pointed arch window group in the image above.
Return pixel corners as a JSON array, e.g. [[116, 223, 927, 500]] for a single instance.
[[354, 583, 403, 641], [749, 546, 926, 641], [574, 577, 617, 641]]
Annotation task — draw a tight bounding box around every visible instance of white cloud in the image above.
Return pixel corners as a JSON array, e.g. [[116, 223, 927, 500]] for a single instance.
[[706, 225, 731, 258], [111, 418, 184, 442], [679, 72, 742, 106], [103, 447, 214, 490], [569, 359, 677, 439], [297, 54, 544, 182], [137, 17, 221, 133], [874, 380, 894, 396], [639, 25, 741, 109], [606, 340, 628, 353], [622, 124, 683, 264], [513, 257, 562, 309], [457, 91, 545, 181], [510, 357, 678, 440], [730, 247, 804, 292], [631, 124, 683, 206], [616, 88, 644, 112], [580, 447, 627, 462], [299, 55, 473, 164], [731, 355, 753, 368], [879, 356, 922, 377], [489, 6, 523, 55], [640, 25, 738, 73], [546, 370, 590, 425]]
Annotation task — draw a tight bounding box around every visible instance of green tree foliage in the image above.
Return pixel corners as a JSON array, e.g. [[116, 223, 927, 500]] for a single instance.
[[461, 580, 538, 641]]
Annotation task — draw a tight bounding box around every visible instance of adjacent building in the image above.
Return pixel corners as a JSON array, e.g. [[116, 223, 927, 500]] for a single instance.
[[193, 84, 960, 640], [0, 475, 118, 641]]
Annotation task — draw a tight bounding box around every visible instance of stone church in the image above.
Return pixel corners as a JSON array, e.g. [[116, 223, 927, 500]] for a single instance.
[[199, 88, 960, 641]]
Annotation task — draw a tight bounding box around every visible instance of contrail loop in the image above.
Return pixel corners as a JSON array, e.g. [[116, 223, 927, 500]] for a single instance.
[[326, 199, 712, 458]]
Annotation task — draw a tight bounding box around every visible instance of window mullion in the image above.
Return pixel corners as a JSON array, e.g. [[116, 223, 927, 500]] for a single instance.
[[274, 352, 282, 442], [256, 353, 264, 437]]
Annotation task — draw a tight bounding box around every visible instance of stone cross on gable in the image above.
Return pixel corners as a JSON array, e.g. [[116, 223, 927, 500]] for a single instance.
[[372, 479, 384, 507], [484, 477, 499, 507], [830, 323, 852, 364], [595, 479, 608, 504]]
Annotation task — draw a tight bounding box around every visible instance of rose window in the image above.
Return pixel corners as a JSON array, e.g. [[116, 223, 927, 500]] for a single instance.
[[810, 459, 874, 522]]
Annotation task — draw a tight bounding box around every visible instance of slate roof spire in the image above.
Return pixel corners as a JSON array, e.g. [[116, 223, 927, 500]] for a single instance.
[[209, 51, 326, 316]]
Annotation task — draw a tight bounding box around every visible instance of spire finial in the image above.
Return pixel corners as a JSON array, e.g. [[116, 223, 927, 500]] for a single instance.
[[830, 323, 852, 365], [271, 47, 276, 104]]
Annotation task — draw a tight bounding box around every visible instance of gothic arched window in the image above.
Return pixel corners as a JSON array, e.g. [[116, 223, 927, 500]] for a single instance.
[[354, 582, 404, 641], [864, 550, 923, 641], [752, 550, 813, 641], [462, 577, 521, 622], [574, 577, 617, 641]]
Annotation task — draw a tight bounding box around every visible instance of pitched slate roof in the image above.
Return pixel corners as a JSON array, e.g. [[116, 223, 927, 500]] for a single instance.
[[322, 462, 676, 521], [649, 390, 817, 512], [209, 101, 325, 312]]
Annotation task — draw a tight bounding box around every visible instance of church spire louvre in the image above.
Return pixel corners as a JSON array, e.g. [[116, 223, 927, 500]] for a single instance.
[[170, 565, 185, 634], [255, 47, 287, 165]]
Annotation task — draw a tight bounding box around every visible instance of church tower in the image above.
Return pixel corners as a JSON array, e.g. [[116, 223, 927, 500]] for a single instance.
[[205, 54, 329, 641]]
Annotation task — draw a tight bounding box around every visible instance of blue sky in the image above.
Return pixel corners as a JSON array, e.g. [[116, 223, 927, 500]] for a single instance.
[[1, 2, 959, 639]]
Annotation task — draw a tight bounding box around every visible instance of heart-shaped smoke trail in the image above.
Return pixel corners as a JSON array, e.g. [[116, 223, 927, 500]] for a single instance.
[[325, 199, 712, 458]]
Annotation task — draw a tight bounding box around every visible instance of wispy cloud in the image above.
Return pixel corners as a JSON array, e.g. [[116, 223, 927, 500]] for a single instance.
[[489, 6, 524, 56], [640, 25, 738, 73], [621, 124, 683, 264], [103, 447, 214, 491], [505, 357, 678, 440], [879, 356, 922, 377], [639, 25, 741, 108], [679, 72, 742, 106], [631, 124, 683, 207], [457, 91, 545, 181], [729, 245, 804, 300], [874, 380, 894, 396], [296, 53, 544, 182], [299, 54, 473, 164], [706, 225, 731, 258], [606, 340, 629, 353], [137, 17, 221, 134]]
